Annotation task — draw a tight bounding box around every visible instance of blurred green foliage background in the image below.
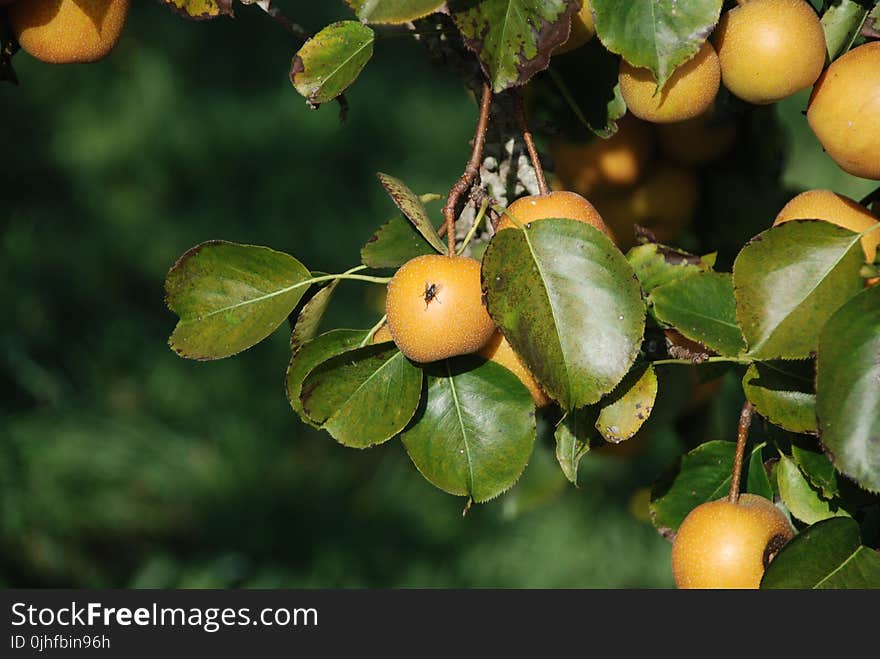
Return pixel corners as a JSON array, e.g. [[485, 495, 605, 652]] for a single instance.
[[1, 1, 873, 589]]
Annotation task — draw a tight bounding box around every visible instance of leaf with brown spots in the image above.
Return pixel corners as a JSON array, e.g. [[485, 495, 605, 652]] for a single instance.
[[449, 0, 581, 92]]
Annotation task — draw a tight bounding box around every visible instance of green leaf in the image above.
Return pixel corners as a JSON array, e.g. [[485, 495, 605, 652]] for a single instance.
[[376, 173, 447, 254], [733, 221, 865, 360], [762, 517, 880, 589], [482, 219, 646, 411], [545, 38, 626, 139], [286, 329, 369, 427], [816, 285, 880, 493], [591, 0, 723, 87], [166, 241, 313, 360], [595, 364, 657, 443], [361, 214, 439, 269], [650, 440, 735, 536], [650, 272, 745, 357], [346, 0, 446, 24], [449, 0, 580, 92], [290, 281, 339, 350], [158, 0, 234, 19], [742, 361, 817, 435], [747, 443, 773, 500], [821, 0, 870, 60], [300, 344, 423, 448], [401, 358, 536, 502], [626, 243, 713, 294], [291, 21, 375, 106], [792, 443, 839, 500], [776, 454, 849, 525], [554, 407, 597, 485]]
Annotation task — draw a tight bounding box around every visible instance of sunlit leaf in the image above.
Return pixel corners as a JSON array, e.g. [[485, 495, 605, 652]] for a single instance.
[[300, 344, 423, 448], [591, 0, 723, 87], [733, 221, 865, 360], [482, 219, 645, 411], [291, 21, 375, 106], [166, 241, 313, 360], [401, 358, 536, 502]]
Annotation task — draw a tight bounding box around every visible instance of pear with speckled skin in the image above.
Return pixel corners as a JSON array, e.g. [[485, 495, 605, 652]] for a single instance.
[[619, 42, 720, 124], [385, 255, 495, 363], [715, 0, 825, 105], [10, 0, 130, 64], [672, 494, 794, 589], [496, 191, 614, 243], [807, 42, 880, 180]]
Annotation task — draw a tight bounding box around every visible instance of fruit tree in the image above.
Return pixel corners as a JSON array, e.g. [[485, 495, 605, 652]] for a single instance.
[[4, 0, 880, 589]]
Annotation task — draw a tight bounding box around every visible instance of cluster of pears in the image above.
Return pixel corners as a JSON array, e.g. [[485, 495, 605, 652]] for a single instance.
[[379, 189, 611, 408], [3, 0, 130, 64], [609, 0, 879, 182], [548, 111, 734, 249]]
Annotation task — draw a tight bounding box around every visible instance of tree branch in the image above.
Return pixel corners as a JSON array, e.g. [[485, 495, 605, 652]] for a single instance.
[[514, 91, 549, 196], [729, 400, 755, 504], [443, 82, 493, 255]]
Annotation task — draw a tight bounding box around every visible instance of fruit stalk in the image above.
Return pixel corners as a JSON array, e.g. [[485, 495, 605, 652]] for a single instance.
[[729, 400, 755, 504], [514, 91, 549, 196], [443, 82, 493, 255]]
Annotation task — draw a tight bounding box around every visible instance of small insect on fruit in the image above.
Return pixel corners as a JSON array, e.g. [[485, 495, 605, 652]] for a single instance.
[[423, 282, 441, 309]]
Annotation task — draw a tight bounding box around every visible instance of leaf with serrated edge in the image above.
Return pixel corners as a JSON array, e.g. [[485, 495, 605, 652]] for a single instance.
[[166, 241, 313, 360], [816, 285, 880, 493], [401, 358, 536, 502], [450, 0, 580, 92], [291, 21, 375, 105], [346, 0, 446, 24], [286, 329, 369, 427], [650, 440, 735, 536], [742, 361, 817, 435], [776, 454, 849, 525], [591, 0, 723, 87], [376, 173, 446, 254], [300, 344, 423, 448], [627, 243, 713, 294], [595, 365, 656, 443], [733, 221, 865, 360], [650, 272, 745, 357], [762, 517, 880, 589], [482, 219, 645, 411]]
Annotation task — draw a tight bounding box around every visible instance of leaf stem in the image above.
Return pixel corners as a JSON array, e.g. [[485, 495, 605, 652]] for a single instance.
[[361, 314, 388, 347], [859, 185, 880, 209], [308, 264, 392, 287], [729, 400, 754, 504], [515, 90, 549, 196], [443, 82, 493, 256], [457, 198, 490, 255]]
